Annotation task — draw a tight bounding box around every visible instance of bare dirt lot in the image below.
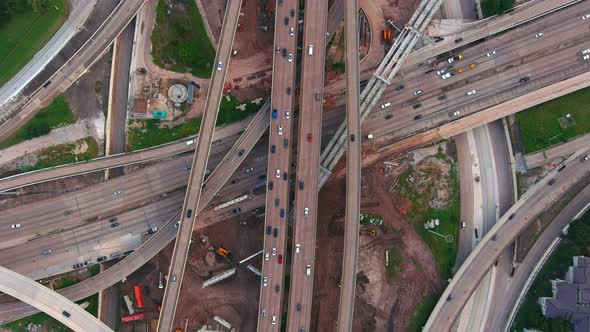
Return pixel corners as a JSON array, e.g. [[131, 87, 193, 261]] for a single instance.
[[311, 162, 443, 332]]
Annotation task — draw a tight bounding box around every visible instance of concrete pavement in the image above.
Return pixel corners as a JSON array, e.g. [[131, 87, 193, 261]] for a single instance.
[[524, 133, 590, 169]]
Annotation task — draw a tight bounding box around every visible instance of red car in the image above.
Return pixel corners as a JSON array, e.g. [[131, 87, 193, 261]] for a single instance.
[[278, 254, 283, 264], [307, 133, 312, 142]]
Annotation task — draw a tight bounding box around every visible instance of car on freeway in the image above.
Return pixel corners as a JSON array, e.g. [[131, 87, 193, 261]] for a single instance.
[[62, 311, 70, 318], [273, 228, 278, 237], [306, 264, 311, 276], [11, 224, 21, 229], [109, 217, 117, 223], [315, 91, 321, 100], [231, 178, 239, 184], [436, 69, 446, 75], [186, 209, 192, 218], [72, 263, 84, 269], [290, 27, 294, 36], [265, 252, 270, 261], [278, 255, 283, 264], [486, 50, 496, 57], [413, 90, 422, 96], [519, 76, 530, 83], [217, 62, 223, 71], [271, 144, 276, 153], [64, 210, 74, 215], [110, 222, 120, 228], [266, 226, 272, 235], [307, 133, 312, 142], [438, 94, 447, 101], [583, 55, 590, 60], [232, 208, 241, 215], [583, 154, 590, 161], [466, 89, 476, 96], [263, 277, 268, 287], [245, 167, 253, 173], [447, 53, 464, 63], [84, 259, 96, 265], [272, 315, 277, 325], [395, 84, 404, 91], [304, 207, 309, 216], [275, 284, 280, 293], [282, 48, 287, 57], [288, 53, 293, 62], [449, 111, 461, 117], [261, 308, 266, 317], [275, 198, 280, 207], [581, 48, 590, 55], [143, 227, 158, 235], [385, 114, 393, 120], [414, 114, 423, 120], [380, 102, 391, 109], [97, 256, 107, 262], [280, 209, 285, 218], [172, 275, 177, 284], [278, 125, 283, 135], [413, 103, 422, 109], [276, 46, 280, 53], [272, 247, 277, 256], [441, 72, 453, 80], [283, 138, 289, 147], [276, 169, 281, 178], [268, 181, 274, 190], [284, 17, 289, 25], [583, 14, 590, 20], [299, 180, 304, 190], [174, 221, 181, 228], [285, 111, 290, 119], [295, 244, 300, 253], [113, 190, 123, 196], [461, 221, 466, 229], [296, 303, 302, 311], [535, 32, 543, 38], [290, 8, 295, 17], [272, 109, 278, 119], [283, 172, 288, 181], [350, 134, 355, 141]]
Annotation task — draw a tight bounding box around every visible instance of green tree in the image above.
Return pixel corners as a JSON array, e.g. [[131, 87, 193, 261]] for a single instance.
[[568, 214, 590, 248]]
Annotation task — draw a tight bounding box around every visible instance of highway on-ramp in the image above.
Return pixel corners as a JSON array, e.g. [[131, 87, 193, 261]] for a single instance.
[[0, 266, 112, 332], [156, 0, 243, 330], [423, 150, 590, 332]]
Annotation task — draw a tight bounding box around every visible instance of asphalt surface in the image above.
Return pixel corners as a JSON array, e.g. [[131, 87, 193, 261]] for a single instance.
[[0, 266, 112, 331], [336, 0, 362, 330], [156, 0, 243, 330], [257, 0, 300, 329], [0, 0, 97, 107], [524, 133, 590, 168], [423, 149, 590, 332], [0, 0, 147, 143], [285, 0, 328, 330]]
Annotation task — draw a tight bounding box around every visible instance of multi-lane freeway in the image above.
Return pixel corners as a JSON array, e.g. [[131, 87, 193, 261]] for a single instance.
[[285, 0, 329, 330], [257, 0, 300, 329], [423, 149, 590, 331], [156, 1, 243, 330]]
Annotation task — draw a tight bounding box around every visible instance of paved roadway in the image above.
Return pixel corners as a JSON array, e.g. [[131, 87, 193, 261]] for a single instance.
[[423, 149, 590, 332], [524, 133, 590, 168], [257, 0, 300, 329], [487, 183, 590, 332], [0, 266, 112, 331], [0, 0, 98, 107], [336, 0, 362, 331], [285, 0, 329, 330], [0, 0, 575, 193], [0, 0, 147, 142], [156, 0, 242, 330]]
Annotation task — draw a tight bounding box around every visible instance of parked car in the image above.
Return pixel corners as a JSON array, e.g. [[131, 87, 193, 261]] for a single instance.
[[72, 263, 84, 269]]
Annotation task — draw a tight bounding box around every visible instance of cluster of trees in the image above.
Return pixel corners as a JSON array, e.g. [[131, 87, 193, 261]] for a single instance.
[[569, 213, 590, 248], [481, 0, 514, 17], [0, 0, 55, 28]]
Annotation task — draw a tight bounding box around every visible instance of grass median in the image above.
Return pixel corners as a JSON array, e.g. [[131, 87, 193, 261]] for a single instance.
[[0, 0, 69, 85]]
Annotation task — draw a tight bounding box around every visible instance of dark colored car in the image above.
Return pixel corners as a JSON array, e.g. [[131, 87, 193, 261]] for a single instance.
[[232, 208, 241, 214], [97, 256, 107, 262], [548, 178, 556, 185], [385, 114, 393, 119], [266, 226, 272, 235], [280, 209, 285, 218], [186, 209, 193, 218], [350, 134, 355, 142], [268, 181, 274, 190], [72, 263, 84, 269], [42, 80, 52, 88], [519, 76, 530, 83], [492, 234, 498, 241], [508, 213, 515, 220], [275, 284, 280, 293], [62, 311, 70, 318], [283, 172, 288, 181], [109, 217, 117, 223], [414, 114, 423, 120], [273, 228, 278, 237], [413, 103, 422, 109], [275, 198, 280, 207], [231, 178, 239, 184], [290, 8, 295, 17], [283, 138, 289, 147], [287, 87, 291, 95], [557, 164, 566, 172], [271, 144, 276, 153], [284, 17, 289, 26], [296, 303, 301, 311], [278, 254, 283, 264], [110, 222, 120, 228], [258, 174, 266, 180], [238, 149, 245, 156], [282, 48, 287, 57], [307, 133, 312, 142], [395, 84, 404, 91], [64, 210, 73, 215], [438, 94, 447, 101], [299, 181, 304, 190]]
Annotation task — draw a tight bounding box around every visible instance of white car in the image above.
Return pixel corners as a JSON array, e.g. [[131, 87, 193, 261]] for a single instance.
[[535, 32, 544, 38], [263, 277, 268, 287], [436, 69, 446, 75], [580, 49, 590, 55], [272, 315, 277, 325], [413, 90, 422, 96], [449, 111, 461, 117], [174, 221, 180, 228], [285, 111, 290, 119], [278, 125, 283, 135], [380, 102, 391, 109], [582, 14, 590, 20], [583, 55, 590, 60], [288, 53, 293, 62], [486, 50, 496, 57], [276, 169, 281, 178], [295, 244, 300, 253], [290, 27, 294, 36], [466, 89, 476, 96], [217, 62, 222, 70], [441, 72, 453, 80], [265, 252, 270, 261], [11, 224, 21, 229], [113, 190, 123, 196], [304, 207, 309, 216], [261, 308, 266, 317], [583, 154, 590, 161], [272, 247, 277, 256]]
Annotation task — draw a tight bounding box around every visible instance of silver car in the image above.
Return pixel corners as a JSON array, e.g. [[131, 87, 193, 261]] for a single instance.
[[288, 53, 293, 63], [263, 276, 268, 287]]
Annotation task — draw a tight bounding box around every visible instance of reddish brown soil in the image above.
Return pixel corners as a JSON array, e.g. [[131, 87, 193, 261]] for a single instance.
[[311, 165, 442, 332]]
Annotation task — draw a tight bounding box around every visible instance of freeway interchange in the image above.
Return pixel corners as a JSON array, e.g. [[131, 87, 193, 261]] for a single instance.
[[1, 0, 590, 330]]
